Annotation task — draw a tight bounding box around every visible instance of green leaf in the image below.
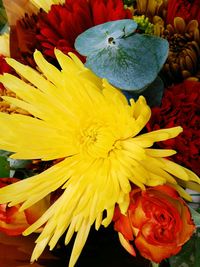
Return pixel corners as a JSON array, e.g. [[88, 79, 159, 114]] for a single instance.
[[140, 76, 164, 107], [0, 151, 31, 178], [0, 149, 11, 157], [189, 206, 200, 227], [169, 229, 200, 267], [75, 19, 169, 91], [0, 0, 7, 33], [8, 158, 31, 170], [0, 155, 10, 177], [151, 262, 159, 267], [125, 76, 164, 107], [123, 0, 135, 6]]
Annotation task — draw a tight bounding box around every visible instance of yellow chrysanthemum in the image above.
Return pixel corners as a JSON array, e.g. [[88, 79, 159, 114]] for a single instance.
[[30, 0, 65, 12], [0, 50, 199, 267]]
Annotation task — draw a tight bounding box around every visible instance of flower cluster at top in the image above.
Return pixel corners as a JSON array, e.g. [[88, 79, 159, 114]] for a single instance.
[[0, 1, 200, 267]]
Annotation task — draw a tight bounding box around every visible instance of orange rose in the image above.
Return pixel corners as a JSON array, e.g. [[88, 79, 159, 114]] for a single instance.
[[0, 178, 50, 236], [114, 185, 195, 263]]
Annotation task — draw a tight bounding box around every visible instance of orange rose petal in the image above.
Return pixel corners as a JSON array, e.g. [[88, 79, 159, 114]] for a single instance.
[[0, 206, 29, 236], [118, 232, 136, 257], [153, 185, 179, 199], [178, 202, 196, 244], [114, 209, 133, 241], [135, 233, 181, 263], [129, 199, 147, 228], [24, 196, 50, 225], [0, 223, 28, 236]]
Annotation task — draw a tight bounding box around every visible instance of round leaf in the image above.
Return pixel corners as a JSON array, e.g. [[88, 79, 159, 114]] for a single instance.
[[125, 76, 164, 107], [75, 19, 138, 56], [75, 19, 169, 91]]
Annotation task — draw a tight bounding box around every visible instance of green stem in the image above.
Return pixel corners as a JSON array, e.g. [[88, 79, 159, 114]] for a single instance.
[[151, 262, 159, 267]]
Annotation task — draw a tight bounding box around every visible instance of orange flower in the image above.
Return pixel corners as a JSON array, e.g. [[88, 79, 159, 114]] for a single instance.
[[114, 185, 195, 263], [0, 178, 50, 236]]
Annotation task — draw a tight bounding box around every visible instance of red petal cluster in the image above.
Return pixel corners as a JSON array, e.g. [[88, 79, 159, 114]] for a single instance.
[[90, 0, 132, 24], [0, 56, 13, 91], [10, 14, 40, 67], [0, 55, 12, 75], [147, 80, 200, 176], [37, 0, 132, 60], [167, 0, 200, 25]]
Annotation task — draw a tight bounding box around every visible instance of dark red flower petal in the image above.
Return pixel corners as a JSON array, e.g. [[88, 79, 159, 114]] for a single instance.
[[147, 80, 200, 176], [0, 56, 12, 75], [10, 13, 41, 68], [167, 0, 200, 25]]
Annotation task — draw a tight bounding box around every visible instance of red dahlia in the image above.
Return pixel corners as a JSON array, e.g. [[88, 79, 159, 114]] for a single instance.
[[147, 80, 200, 176]]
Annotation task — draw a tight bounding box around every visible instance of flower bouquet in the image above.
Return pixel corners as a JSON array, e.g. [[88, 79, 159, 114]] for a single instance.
[[0, 0, 200, 266]]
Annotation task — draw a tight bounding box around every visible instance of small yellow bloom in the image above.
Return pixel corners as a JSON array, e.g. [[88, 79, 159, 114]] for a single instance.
[[0, 50, 199, 267]]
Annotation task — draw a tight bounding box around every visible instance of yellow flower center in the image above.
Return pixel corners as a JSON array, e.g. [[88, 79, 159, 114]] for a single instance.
[[79, 122, 116, 158]]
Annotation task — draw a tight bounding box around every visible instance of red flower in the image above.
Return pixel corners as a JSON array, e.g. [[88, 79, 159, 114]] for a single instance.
[[147, 80, 200, 176], [113, 185, 195, 263], [0, 56, 13, 91], [167, 0, 200, 25], [90, 0, 132, 24], [10, 13, 40, 67], [0, 178, 50, 236], [0, 55, 12, 75], [37, 0, 132, 60]]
